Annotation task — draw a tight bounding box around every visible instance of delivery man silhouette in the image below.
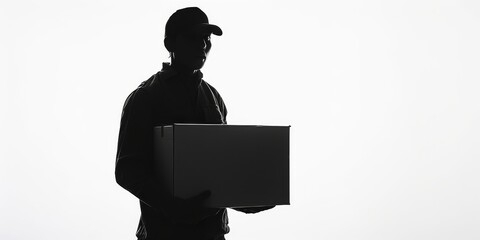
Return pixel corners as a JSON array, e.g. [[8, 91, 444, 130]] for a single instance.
[[116, 7, 273, 240]]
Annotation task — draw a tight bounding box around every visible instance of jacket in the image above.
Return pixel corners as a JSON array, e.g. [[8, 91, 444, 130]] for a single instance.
[[115, 63, 229, 240]]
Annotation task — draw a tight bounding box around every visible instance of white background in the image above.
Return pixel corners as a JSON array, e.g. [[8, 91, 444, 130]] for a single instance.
[[1, 0, 480, 239]]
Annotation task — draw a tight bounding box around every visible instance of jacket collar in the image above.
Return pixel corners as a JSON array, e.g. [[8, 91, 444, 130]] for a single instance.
[[159, 62, 203, 86]]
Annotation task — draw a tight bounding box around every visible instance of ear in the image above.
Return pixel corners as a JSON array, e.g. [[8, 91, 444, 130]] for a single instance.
[[164, 37, 175, 53]]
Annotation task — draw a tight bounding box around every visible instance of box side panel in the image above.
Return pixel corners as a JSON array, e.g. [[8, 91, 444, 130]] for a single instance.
[[153, 126, 174, 202], [284, 127, 290, 205], [173, 125, 290, 208]]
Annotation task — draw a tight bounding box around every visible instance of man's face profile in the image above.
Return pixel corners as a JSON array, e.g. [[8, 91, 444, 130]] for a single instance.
[[172, 32, 212, 71]]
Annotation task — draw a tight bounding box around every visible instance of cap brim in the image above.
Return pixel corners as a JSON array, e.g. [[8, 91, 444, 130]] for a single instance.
[[191, 23, 223, 36]]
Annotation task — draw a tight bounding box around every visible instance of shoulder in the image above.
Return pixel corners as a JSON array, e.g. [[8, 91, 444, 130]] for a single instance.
[[138, 72, 161, 91], [201, 80, 228, 117], [201, 80, 223, 99], [122, 73, 159, 110]]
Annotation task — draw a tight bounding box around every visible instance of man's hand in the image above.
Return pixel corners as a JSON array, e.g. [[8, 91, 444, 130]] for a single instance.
[[231, 205, 275, 214], [171, 191, 220, 224]]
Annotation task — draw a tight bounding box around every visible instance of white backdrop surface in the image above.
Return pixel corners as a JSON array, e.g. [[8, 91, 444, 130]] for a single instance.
[[1, 0, 480, 239]]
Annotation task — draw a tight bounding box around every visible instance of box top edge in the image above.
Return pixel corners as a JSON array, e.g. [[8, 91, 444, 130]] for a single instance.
[[153, 124, 291, 128]]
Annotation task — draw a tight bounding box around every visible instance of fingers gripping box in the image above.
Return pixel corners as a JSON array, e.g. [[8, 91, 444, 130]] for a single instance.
[[153, 124, 290, 208]]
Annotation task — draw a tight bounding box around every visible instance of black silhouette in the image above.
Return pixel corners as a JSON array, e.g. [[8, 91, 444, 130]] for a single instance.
[[115, 7, 273, 240]]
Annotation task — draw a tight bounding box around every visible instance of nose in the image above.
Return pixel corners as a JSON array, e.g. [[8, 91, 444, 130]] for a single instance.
[[201, 38, 207, 50]]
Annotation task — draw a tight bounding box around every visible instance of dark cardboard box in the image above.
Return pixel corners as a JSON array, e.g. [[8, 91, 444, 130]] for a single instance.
[[153, 124, 290, 208]]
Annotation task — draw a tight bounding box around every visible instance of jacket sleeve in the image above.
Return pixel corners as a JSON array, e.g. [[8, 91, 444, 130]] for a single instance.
[[115, 88, 171, 214]]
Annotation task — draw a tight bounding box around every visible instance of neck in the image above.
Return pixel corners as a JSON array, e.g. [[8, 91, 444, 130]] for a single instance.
[[170, 61, 198, 77]]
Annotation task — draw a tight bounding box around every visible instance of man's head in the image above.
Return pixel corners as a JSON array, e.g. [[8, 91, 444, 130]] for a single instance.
[[164, 7, 222, 71]]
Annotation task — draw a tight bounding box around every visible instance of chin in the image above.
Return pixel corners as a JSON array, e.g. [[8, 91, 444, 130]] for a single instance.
[[192, 61, 206, 70]]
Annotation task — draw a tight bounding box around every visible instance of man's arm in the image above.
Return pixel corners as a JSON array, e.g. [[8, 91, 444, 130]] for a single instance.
[[115, 88, 171, 214]]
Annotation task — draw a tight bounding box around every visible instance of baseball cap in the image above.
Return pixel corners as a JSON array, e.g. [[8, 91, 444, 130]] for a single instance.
[[165, 7, 223, 39]]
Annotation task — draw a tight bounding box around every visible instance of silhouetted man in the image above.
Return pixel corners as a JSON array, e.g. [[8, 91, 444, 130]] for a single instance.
[[116, 7, 272, 240]]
